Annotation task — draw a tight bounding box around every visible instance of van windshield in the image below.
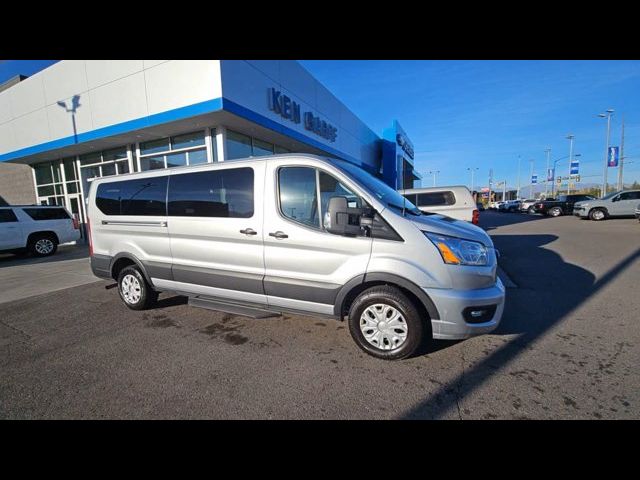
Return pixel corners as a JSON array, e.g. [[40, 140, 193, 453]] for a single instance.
[[333, 160, 422, 216]]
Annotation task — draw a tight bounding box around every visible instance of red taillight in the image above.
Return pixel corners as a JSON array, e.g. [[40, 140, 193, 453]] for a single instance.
[[472, 209, 480, 225], [72, 215, 79, 230], [87, 217, 93, 257]]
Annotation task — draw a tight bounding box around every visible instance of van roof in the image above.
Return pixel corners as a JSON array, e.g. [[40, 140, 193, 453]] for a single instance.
[[398, 185, 471, 194], [88, 153, 346, 185]]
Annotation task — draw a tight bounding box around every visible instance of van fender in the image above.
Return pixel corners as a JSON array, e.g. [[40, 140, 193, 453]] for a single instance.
[[110, 252, 154, 286], [333, 272, 440, 320]]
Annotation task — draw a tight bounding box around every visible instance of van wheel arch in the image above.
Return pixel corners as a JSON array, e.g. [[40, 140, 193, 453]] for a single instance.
[[110, 254, 153, 285], [335, 274, 439, 324]]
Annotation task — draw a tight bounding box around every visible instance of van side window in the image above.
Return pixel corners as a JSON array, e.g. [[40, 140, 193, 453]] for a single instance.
[[168, 168, 254, 218], [319, 171, 363, 232], [22, 208, 70, 220], [96, 177, 168, 216], [278, 167, 319, 228], [0, 210, 18, 223], [416, 191, 456, 206]]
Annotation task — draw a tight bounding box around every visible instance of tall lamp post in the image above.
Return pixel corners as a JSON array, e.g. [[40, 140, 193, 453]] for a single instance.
[[467, 167, 479, 195], [544, 148, 551, 197], [516, 155, 521, 199], [566, 134, 575, 195], [428, 170, 440, 187], [598, 109, 614, 197], [529, 159, 535, 199]]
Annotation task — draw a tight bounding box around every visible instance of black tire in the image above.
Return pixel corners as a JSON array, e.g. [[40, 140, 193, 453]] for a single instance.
[[549, 207, 563, 217], [28, 233, 58, 257], [589, 208, 607, 221], [117, 265, 158, 310], [348, 286, 426, 360]]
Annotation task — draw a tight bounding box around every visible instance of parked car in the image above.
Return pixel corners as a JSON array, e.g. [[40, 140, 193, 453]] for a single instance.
[[399, 186, 479, 225], [489, 201, 505, 210], [635, 203, 640, 222], [519, 199, 537, 213], [498, 200, 522, 212], [531, 194, 596, 217], [88, 154, 505, 361], [573, 190, 640, 221], [0, 205, 80, 256]]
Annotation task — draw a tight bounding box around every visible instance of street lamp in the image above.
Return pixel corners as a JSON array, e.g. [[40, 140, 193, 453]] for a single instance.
[[598, 109, 614, 197], [544, 148, 551, 197], [428, 170, 440, 187], [516, 155, 521, 199], [529, 159, 535, 199], [467, 167, 479, 194], [566, 134, 575, 194]]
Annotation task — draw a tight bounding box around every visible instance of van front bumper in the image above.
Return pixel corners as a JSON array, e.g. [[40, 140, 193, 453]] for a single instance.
[[425, 277, 505, 340]]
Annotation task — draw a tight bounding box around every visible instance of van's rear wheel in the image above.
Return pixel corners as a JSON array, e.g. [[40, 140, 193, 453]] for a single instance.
[[348, 286, 425, 360], [117, 265, 158, 310]]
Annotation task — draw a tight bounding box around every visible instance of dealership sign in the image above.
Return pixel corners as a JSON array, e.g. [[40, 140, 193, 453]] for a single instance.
[[396, 133, 415, 160], [268, 88, 337, 143]]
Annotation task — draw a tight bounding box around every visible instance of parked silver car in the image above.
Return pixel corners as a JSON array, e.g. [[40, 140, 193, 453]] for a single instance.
[[574, 190, 640, 221], [87, 154, 505, 360]]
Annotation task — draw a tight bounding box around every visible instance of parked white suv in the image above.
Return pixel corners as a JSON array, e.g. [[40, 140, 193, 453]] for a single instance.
[[399, 186, 479, 224], [0, 205, 81, 257]]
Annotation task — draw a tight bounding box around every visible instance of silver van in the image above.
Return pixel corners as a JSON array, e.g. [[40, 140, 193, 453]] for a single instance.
[[87, 154, 505, 360]]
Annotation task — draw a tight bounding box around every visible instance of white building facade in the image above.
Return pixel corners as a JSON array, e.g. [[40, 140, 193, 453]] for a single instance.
[[0, 60, 420, 235]]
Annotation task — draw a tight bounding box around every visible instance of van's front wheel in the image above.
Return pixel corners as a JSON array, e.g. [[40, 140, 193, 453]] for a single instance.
[[348, 286, 425, 360], [117, 265, 158, 310]]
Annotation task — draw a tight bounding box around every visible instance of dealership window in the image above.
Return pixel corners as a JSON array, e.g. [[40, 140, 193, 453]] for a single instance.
[[138, 130, 210, 171], [79, 146, 130, 196], [225, 130, 290, 160], [33, 161, 66, 206], [168, 168, 254, 218]]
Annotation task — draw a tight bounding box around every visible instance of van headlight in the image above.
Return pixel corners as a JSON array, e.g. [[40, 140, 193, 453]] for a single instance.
[[424, 232, 489, 266]]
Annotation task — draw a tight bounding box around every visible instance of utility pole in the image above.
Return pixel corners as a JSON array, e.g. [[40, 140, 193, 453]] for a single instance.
[[544, 148, 551, 198], [566, 134, 575, 195], [618, 114, 625, 191], [488, 168, 493, 204], [428, 170, 439, 187]]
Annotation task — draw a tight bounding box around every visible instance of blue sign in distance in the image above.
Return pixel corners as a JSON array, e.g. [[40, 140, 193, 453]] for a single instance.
[[570, 159, 580, 175], [608, 146, 619, 167], [531, 174, 538, 184]]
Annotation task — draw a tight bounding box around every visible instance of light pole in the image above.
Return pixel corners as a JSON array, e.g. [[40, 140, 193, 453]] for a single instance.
[[598, 109, 614, 197], [428, 170, 440, 187], [529, 159, 534, 199], [516, 155, 521, 199], [467, 167, 479, 195], [544, 148, 551, 197], [566, 134, 575, 195]]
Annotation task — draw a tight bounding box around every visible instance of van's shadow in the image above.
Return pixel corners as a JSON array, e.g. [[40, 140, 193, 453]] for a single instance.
[[402, 231, 640, 419]]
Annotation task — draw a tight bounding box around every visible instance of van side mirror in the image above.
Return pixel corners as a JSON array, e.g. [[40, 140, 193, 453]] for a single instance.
[[326, 196, 364, 236]]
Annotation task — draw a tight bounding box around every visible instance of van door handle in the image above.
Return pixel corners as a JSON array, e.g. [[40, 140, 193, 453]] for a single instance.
[[240, 228, 258, 235], [269, 231, 288, 239]]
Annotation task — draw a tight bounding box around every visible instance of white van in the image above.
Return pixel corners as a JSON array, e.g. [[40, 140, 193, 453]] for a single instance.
[[399, 186, 479, 224], [88, 154, 504, 360]]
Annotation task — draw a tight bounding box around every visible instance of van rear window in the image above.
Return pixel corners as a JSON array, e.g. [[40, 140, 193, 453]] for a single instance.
[[416, 191, 456, 206], [22, 208, 70, 221]]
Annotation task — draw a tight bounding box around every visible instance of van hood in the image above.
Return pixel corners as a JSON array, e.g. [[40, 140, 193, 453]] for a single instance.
[[408, 213, 494, 247]]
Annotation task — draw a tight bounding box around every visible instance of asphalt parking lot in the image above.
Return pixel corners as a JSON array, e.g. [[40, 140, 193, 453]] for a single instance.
[[0, 211, 638, 419]]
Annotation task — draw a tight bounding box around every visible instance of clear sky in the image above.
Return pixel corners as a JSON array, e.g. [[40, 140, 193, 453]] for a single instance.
[[3, 60, 639, 190], [301, 60, 640, 189]]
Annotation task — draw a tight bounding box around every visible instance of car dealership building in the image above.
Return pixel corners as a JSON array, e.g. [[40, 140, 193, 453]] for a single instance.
[[0, 60, 420, 234]]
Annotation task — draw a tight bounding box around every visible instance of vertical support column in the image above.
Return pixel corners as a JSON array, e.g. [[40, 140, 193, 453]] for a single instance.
[[216, 125, 227, 162]]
